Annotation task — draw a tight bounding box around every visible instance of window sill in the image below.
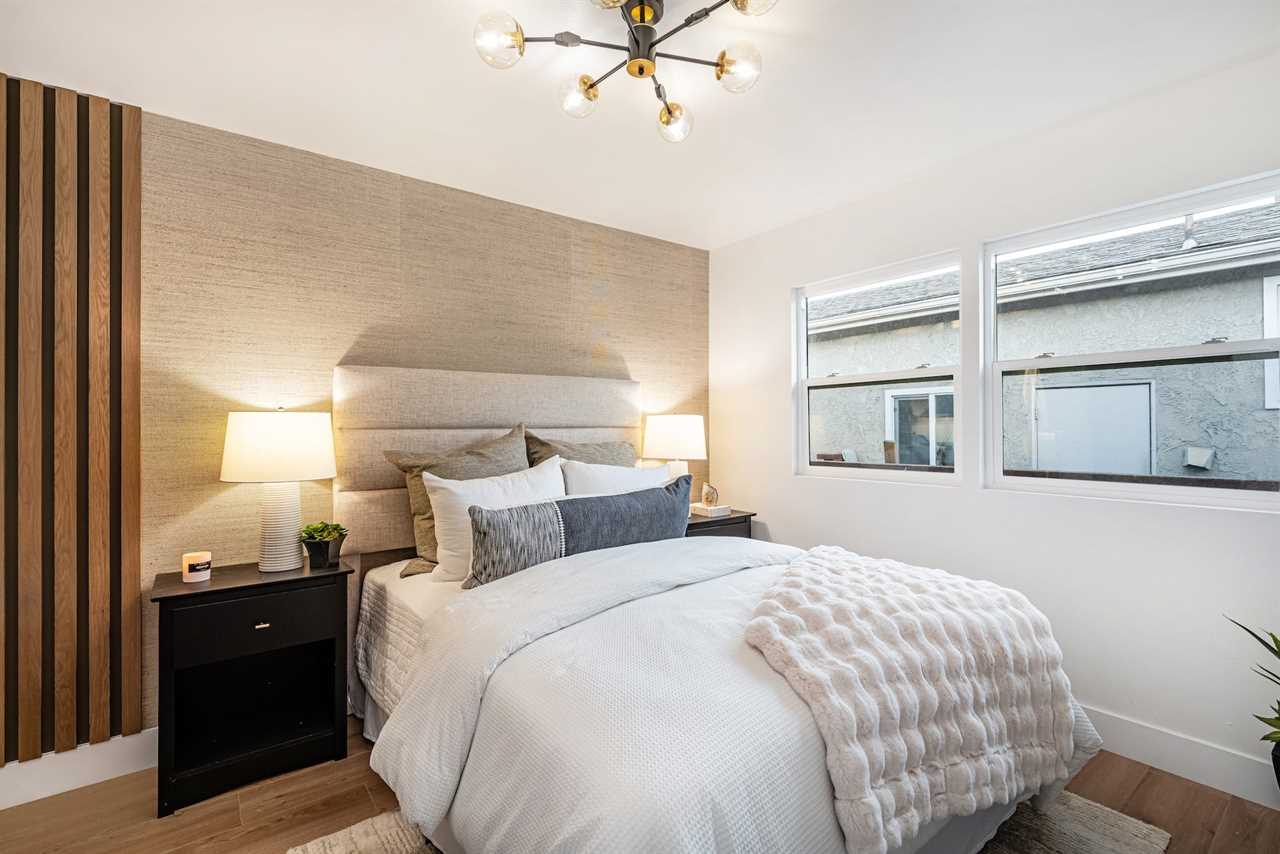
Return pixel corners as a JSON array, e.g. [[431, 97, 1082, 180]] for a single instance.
[[988, 472, 1280, 513], [796, 463, 962, 487]]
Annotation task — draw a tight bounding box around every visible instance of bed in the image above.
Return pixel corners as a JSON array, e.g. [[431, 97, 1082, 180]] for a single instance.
[[335, 366, 1099, 854]]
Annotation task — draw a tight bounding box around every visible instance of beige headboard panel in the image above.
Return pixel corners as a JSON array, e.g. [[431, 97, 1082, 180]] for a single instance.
[[332, 366, 642, 555]]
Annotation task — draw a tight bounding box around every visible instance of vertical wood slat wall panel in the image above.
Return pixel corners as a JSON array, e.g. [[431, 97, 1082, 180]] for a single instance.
[[119, 106, 140, 737], [0, 74, 138, 763], [86, 94, 111, 747], [0, 72, 7, 768], [17, 78, 43, 762], [52, 88, 77, 753]]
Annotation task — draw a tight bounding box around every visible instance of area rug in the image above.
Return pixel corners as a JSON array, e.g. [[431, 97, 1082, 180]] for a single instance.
[[287, 791, 1169, 854]]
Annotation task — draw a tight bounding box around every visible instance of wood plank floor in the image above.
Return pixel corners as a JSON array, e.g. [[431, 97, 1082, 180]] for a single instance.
[[0, 718, 1275, 853]]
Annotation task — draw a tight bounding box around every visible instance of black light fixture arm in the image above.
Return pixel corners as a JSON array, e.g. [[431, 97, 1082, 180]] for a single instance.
[[651, 0, 734, 49], [652, 77, 672, 112], [591, 57, 631, 89], [523, 32, 629, 52], [654, 51, 720, 68]]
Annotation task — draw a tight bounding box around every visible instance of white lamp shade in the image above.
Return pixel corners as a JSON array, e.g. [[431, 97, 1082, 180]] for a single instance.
[[220, 411, 337, 483], [642, 414, 707, 461]]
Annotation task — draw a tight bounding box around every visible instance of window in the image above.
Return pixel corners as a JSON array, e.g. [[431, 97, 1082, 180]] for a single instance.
[[1266, 275, 1279, 409], [987, 180, 1280, 500], [884, 387, 955, 467], [798, 255, 961, 476]]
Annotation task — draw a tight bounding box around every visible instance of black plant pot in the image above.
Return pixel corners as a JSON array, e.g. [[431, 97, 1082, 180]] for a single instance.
[[303, 533, 346, 569], [1273, 743, 1280, 792]]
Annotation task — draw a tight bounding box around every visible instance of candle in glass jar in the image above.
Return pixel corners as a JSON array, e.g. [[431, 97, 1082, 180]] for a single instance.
[[181, 551, 212, 583]]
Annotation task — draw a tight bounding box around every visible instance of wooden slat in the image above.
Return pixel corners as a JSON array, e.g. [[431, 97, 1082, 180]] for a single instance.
[[119, 104, 141, 736], [17, 78, 45, 762], [86, 95, 111, 745], [0, 71, 8, 769], [52, 87, 79, 753]]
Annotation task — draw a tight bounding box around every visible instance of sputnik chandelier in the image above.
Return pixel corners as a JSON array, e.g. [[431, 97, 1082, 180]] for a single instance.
[[473, 0, 777, 143]]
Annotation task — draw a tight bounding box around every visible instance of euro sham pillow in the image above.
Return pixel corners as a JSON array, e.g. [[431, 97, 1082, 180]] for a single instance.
[[423, 455, 567, 583], [561, 458, 671, 496], [464, 475, 692, 589], [524, 430, 637, 468], [384, 425, 529, 564]]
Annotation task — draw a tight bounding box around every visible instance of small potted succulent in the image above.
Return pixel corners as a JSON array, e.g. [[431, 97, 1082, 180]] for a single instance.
[[300, 521, 348, 569], [1229, 617, 1280, 791]]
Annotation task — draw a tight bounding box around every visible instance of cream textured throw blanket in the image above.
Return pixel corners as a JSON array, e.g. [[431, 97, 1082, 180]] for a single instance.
[[746, 547, 1077, 854]]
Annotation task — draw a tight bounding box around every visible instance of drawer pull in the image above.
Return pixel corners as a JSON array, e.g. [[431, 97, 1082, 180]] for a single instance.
[[254, 621, 271, 631]]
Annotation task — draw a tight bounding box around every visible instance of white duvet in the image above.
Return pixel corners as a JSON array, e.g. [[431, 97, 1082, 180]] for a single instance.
[[369, 538, 1096, 854]]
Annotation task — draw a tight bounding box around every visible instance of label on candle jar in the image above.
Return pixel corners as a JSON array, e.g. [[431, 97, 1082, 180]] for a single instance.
[[182, 551, 213, 583]]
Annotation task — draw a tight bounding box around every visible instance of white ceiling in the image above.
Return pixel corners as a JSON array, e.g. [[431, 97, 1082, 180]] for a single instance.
[[2, 0, 1278, 249]]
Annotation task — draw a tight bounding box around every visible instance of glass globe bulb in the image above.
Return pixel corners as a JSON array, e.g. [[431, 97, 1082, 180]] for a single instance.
[[731, 0, 779, 15], [559, 75, 599, 119], [587, 0, 626, 7], [717, 42, 762, 94], [657, 102, 693, 143], [474, 10, 524, 70]]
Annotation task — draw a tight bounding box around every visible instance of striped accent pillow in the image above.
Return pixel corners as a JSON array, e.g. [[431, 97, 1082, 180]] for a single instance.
[[463, 476, 691, 588]]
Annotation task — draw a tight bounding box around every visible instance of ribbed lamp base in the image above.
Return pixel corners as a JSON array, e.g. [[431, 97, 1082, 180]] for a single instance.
[[258, 481, 303, 573]]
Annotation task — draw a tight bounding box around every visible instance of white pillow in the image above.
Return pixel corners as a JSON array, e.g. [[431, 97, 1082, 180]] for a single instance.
[[423, 456, 566, 582], [561, 459, 671, 496]]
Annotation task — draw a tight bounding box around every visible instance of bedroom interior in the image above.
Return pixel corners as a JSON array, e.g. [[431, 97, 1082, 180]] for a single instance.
[[0, 1, 1278, 853]]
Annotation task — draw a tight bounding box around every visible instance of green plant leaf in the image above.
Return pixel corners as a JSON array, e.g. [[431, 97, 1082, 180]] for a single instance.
[[1254, 666, 1280, 689], [1253, 714, 1280, 728], [1227, 616, 1280, 661], [1263, 731, 1280, 743]]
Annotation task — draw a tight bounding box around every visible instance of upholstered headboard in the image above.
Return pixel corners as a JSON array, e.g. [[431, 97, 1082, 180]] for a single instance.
[[332, 366, 642, 557]]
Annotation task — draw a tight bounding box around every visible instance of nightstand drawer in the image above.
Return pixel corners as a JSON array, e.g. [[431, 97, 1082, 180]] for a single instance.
[[172, 584, 338, 669], [686, 518, 752, 538]]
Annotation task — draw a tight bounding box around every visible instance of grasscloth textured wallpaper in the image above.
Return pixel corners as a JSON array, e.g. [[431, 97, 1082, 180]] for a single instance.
[[140, 114, 708, 726]]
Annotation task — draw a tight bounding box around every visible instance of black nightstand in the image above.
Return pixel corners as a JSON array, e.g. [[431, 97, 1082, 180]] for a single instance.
[[151, 563, 352, 817], [686, 509, 756, 539]]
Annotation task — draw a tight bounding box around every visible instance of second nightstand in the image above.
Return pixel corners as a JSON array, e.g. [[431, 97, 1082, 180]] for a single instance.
[[151, 563, 352, 816], [686, 509, 756, 539]]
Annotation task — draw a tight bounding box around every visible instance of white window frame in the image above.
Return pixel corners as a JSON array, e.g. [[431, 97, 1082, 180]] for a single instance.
[[983, 174, 1280, 511], [795, 251, 963, 484], [883, 386, 955, 468], [1265, 275, 1279, 409]]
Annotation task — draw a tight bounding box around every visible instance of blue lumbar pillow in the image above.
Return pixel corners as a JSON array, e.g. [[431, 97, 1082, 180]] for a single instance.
[[463, 476, 691, 588]]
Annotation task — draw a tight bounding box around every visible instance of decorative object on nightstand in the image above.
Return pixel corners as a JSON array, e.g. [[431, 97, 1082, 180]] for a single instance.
[[301, 521, 348, 569], [220, 411, 338, 572], [152, 562, 352, 816], [691, 482, 732, 517], [685, 509, 755, 539], [642, 413, 707, 479], [181, 550, 213, 583]]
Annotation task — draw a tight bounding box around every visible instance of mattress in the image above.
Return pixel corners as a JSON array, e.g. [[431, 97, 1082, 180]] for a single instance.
[[354, 560, 462, 715]]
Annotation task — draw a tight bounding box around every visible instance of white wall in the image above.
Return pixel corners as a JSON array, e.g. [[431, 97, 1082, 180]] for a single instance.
[[710, 47, 1280, 807]]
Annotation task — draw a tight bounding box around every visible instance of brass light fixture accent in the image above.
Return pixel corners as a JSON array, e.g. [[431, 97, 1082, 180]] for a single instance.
[[627, 57, 656, 78], [473, 0, 774, 142]]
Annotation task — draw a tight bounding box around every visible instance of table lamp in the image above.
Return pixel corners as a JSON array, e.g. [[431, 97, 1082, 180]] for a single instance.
[[642, 414, 707, 479], [220, 411, 337, 573]]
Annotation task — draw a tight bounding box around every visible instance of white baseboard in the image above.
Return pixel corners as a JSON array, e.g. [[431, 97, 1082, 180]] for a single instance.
[[0, 728, 158, 811], [1082, 703, 1279, 809]]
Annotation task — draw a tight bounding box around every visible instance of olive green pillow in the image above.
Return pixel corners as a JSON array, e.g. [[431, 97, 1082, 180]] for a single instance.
[[525, 430, 637, 468], [384, 425, 529, 564]]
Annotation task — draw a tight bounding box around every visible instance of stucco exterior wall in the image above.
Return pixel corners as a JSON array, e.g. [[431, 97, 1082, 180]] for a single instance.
[[808, 264, 1279, 482]]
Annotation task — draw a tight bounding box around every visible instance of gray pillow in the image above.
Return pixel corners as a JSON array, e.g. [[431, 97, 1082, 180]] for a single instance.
[[384, 425, 529, 563], [463, 475, 691, 589], [525, 430, 636, 467]]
